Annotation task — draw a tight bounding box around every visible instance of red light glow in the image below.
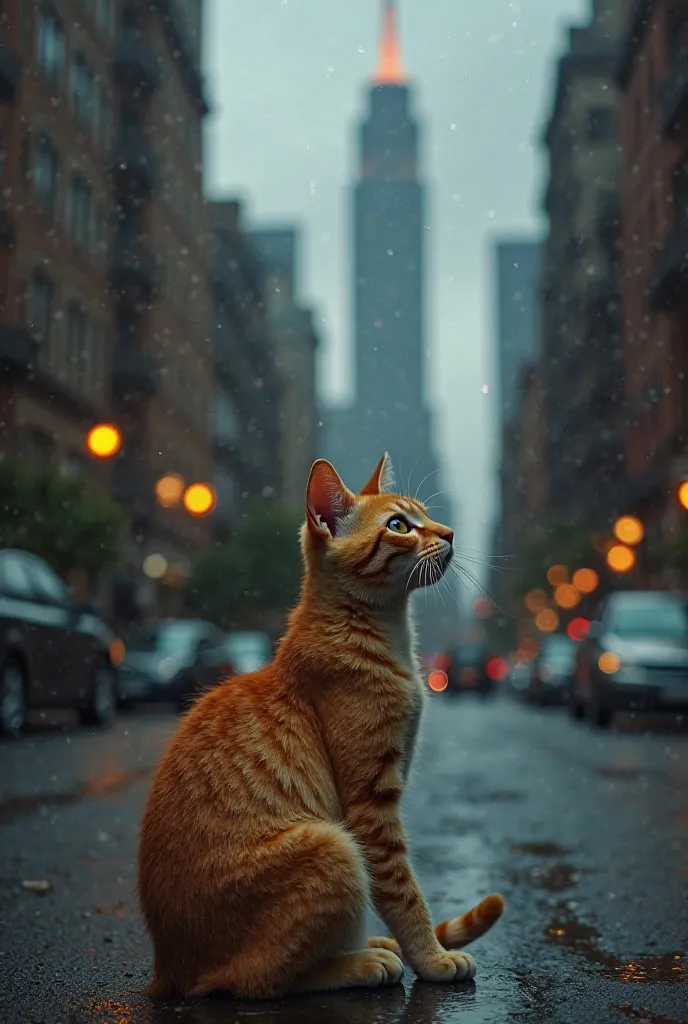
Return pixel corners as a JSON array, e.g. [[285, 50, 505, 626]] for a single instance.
[[428, 670, 449, 692], [568, 617, 590, 642], [430, 653, 451, 672], [486, 657, 508, 681]]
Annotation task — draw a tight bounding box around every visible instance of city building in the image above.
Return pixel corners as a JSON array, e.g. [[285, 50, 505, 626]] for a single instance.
[[251, 227, 321, 516], [0, 1, 216, 621], [539, 0, 625, 530], [617, 0, 688, 555], [493, 239, 541, 425], [210, 200, 283, 531], [325, 0, 441, 497], [324, 0, 450, 649]]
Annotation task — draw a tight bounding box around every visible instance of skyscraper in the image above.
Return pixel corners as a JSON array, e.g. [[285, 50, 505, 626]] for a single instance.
[[325, 1, 451, 649], [327, 0, 440, 503], [493, 239, 541, 427]]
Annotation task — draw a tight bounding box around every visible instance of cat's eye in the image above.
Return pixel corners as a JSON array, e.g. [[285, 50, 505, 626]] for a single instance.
[[387, 516, 411, 534]]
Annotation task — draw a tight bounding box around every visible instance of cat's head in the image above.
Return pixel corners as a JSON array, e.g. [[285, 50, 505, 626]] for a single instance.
[[302, 454, 454, 606]]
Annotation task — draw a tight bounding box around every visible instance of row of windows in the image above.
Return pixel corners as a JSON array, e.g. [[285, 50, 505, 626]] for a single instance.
[[26, 132, 109, 253], [26, 270, 107, 400], [36, 6, 114, 151]]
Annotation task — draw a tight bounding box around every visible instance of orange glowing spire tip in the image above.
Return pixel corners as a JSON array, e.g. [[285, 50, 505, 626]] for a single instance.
[[374, 0, 406, 85]]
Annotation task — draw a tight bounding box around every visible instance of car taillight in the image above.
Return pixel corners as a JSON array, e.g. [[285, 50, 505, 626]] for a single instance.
[[109, 638, 125, 666]]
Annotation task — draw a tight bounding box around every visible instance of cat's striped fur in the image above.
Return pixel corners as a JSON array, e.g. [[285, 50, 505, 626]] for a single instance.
[[138, 454, 504, 998]]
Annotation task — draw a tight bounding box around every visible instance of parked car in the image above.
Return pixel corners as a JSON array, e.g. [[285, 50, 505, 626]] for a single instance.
[[119, 619, 235, 711], [570, 590, 688, 728], [0, 548, 121, 736], [528, 633, 576, 705], [222, 631, 272, 675], [445, 644, 495, 696]]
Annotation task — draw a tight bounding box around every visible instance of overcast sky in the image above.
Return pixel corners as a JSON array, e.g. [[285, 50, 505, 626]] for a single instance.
[[202, 0, 588, 563]]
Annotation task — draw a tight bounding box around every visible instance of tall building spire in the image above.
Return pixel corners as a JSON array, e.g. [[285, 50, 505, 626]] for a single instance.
[[374, 0, 406, 85]]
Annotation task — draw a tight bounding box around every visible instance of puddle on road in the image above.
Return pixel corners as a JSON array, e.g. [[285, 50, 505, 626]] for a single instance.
[[510, 841, 568, 857], [0, 767, 150, 825], [615, 1001, 683, 1023], [545, 903, 686, 985], [511, 862, 584, 893]]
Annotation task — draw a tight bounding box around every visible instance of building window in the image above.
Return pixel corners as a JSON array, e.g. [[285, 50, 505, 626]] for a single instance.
[[68, 175, 92, 249], [27, 271, 54, 347], [586, 107, 616, 141], [34, 134, 59, 218], [36, 6, 65, 89], [66, 301, 88, 392], [70, 54, 96, 132]]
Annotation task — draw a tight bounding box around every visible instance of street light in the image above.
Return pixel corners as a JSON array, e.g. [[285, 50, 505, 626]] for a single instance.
[[613, 515, 644, 546], [183, 482, 216, 517], [572, 568, 599, 594], [678, 481, 688, 511], [554, 584, 581, 609], [546, 565, 568, 587], [156, 474, 185, 508], [535, 608, 559, 633], [606, 543, 635, 573], [86, 423, 121, 459]]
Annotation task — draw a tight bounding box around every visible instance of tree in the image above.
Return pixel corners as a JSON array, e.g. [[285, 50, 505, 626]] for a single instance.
[[0, 461, 126, 579], [188, 501, 303, 631]]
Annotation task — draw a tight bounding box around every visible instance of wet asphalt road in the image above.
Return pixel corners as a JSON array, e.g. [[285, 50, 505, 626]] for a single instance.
[[1, 696, 687, 1024]]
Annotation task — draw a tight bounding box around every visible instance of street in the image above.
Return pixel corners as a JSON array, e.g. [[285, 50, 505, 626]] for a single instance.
[[1, 697, 687, 1024]]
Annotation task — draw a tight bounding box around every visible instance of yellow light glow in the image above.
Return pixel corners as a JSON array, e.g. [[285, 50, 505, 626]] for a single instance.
[[535, 608, 559, 633], [613, 515, 644, 546], [143, 553, 168, 579], [598, 651, 620, 675], [525, 588, 548, 613], [155, 473, 185, 508], [86, 423, 121, 459], [183, 482, 216, 517], [606, 544, 636, 573], [678, 481, 688, 511], [572, 568, 599, 594], [554, 584, 581, 609], [546, 565, 568, 587]]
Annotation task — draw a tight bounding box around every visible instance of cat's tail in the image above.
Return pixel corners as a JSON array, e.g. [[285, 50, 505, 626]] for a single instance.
[[435, 892, 505, 949], [369, 893, 504, 957]]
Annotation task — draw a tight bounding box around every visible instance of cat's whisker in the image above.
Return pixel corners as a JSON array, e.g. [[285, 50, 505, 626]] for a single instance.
[[447, 562, 515, 619], [413, 468, 439, 502]]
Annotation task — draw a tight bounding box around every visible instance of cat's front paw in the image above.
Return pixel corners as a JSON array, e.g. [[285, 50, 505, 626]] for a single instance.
[[415, 950, 476, 983]]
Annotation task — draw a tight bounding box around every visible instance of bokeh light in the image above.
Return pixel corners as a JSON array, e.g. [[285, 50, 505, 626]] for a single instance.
[[546, 565, 568, 587], [109, 638, 125, 666], [143, 553, 168, 579], [678, 481, 688, 511], [554, 584, 581, 609], [613, 515, 644, 546], [524, 588, 548, 613], [156, 473, 185, 508], [86, 423, 121, 459], [428, 670, 448, 692], [516, 638, 539, 662], [183, 482, 216, 516], [606, 544, 636, 573], [567, 617, 590, 642], [535, 608, 559, 633], [473, 597, 494, 619], [486, 657, 508, 681], [598, 651, 620, 675], [572, 568, 599, 594]]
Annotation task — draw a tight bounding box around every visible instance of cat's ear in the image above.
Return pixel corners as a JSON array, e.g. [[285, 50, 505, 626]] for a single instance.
[[306, 460, 356, 539], [359, 452, 396, 496]]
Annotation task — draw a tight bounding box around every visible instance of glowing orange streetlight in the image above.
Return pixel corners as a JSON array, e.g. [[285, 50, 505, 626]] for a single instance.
[[613, 515, 644, 546], [183, 482, 216, 517], [524, 589, 548, 613], [535, 608, 559, 633], [554, 584, 581, 609], [546, 565, 568, 587], [156, 473, 185, 508], [606, 544, 636, 574], [86, 423, 121, 459], [572, 568, 599, 594], [678, 481, 688, 511], [428, 670, 449, 692]]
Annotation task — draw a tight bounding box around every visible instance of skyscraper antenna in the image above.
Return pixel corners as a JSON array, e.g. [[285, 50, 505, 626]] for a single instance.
[[374, 0, 406, 85]]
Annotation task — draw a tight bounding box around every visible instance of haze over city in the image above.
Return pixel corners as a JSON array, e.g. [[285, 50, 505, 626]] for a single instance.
[[203, 0, 588, 561]]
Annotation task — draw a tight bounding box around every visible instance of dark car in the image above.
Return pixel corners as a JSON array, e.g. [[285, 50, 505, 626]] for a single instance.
[[0, 548, 120, 736], [119, 619, 235, 711], [570, 590, 688, 728], [445, 644, 495, 696], [528, 633, 576, 706]]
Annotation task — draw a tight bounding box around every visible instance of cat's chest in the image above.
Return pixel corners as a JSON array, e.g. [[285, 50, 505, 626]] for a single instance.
[[399, 670, 426, 778]]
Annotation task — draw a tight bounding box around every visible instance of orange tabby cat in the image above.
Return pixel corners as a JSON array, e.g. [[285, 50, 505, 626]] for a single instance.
[[138, 454, 504, 998]]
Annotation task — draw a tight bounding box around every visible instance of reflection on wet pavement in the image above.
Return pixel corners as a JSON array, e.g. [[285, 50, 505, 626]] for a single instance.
[[0, 767, 150, 825]]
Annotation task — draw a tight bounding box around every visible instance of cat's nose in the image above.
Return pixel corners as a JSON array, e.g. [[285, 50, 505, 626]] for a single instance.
[[442, 528, 454, 547]]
